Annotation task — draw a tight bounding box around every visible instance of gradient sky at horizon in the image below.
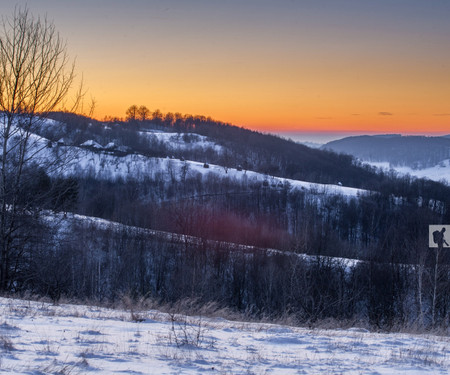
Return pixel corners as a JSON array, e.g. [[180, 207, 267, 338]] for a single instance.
[[1, 1, 449, 137]]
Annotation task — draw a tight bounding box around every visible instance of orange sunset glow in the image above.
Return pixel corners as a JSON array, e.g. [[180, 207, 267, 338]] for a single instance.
[[2, 1, 449, 137]]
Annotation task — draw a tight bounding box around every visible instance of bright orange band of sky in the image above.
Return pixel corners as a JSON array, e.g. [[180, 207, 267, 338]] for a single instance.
[[1, 1, 449, 135]]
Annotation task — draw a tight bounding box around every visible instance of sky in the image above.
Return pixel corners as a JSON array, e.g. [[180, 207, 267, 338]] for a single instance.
[[1, 1, 449, 141]]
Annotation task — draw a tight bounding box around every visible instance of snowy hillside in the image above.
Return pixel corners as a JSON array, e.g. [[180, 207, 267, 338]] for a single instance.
[[14, 119, 367, 198], [139, 131, 224, 153], [0, 116, 366, 198], [43, 210, 361, 270], [368, 160, 450, 184], [55, 147, 366, 197], [323, 135, 450, 172], [0, 297, 448, 374]]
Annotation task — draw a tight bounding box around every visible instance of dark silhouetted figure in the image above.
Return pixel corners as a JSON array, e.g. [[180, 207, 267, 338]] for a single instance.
[[433, 227, 449, 248]]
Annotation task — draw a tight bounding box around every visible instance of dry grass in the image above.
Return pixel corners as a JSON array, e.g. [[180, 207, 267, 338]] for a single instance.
[[1, 292, 449, 336], [0, 334, 14, 352]]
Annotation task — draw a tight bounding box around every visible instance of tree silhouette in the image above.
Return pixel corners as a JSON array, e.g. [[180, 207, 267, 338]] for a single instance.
[[0, 7, 79, 290], [125, 105, 138, 121], [137, 105, 150, 121]]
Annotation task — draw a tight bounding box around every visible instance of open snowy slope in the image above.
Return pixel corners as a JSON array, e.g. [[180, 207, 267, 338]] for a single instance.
[[367, 161, 450, 184], [0, 297, 448, 374], [55, 146, 366, 198]]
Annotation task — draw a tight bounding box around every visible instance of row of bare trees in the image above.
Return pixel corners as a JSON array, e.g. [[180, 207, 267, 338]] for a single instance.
[[123, 106, 226, 133], [125, 105, 151, 121]]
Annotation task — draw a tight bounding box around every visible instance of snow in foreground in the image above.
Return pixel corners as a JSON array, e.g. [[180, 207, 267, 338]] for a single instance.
[[0, 298, 449, 374]]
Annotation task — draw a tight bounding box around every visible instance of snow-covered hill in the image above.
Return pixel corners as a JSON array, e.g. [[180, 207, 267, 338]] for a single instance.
[[139, 130, 224, 153], [368, 160, 450, 184], [55, 147, 366, 197], [323, 135, 450, 173], [0, 297, 448, 374], [2, 117, 367, 198]]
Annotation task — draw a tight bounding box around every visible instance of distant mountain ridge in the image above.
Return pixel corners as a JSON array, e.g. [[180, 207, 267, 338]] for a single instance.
[[323, 135, 450, 169]]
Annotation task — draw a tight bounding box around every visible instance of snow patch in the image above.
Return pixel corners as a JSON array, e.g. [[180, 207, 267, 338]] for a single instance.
[[80, 140, 103, 149]]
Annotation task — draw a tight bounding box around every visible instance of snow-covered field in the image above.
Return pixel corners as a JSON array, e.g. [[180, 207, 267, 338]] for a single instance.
[[367, 161, 450, 184], [0, 297, 448, 374]]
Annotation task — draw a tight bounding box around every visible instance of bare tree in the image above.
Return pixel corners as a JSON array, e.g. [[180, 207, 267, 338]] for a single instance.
[[0, 7, 78, 290], [137, 105, 150, 121], [125, 105, 138, 121]]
